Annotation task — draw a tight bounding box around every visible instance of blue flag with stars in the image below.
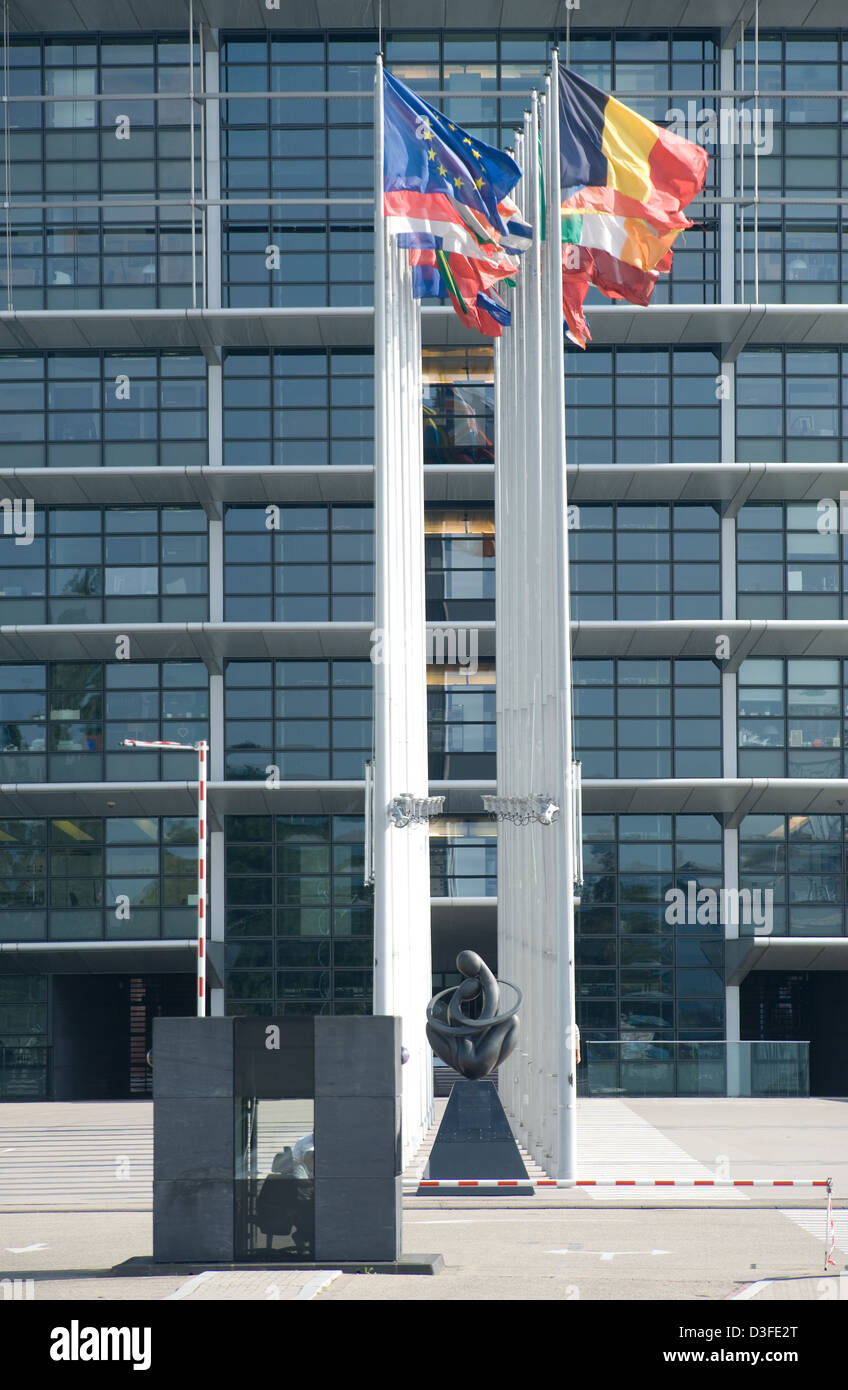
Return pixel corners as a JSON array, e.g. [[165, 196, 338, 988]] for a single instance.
[[383, 69, 522, 237]]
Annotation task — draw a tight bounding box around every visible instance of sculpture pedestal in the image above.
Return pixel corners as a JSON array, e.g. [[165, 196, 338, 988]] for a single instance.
[[419, 1080, 533, 1195]]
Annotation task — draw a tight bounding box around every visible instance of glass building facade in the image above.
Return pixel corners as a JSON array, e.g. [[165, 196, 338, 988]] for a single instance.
[[1, 8, 847, 1101]]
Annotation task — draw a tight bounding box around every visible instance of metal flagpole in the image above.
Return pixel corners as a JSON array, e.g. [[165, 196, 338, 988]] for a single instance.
[[371, 55, 433, 1160], [548, 48, 578, 1181], [372, 54, 390, 1020], [121, 738, 208, 1017]]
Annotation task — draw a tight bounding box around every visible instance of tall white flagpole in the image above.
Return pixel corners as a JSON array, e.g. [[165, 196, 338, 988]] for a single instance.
[[373, 55, 390, 1020], [372, 56, 433, 1161], [547, 48, 578, 1181]]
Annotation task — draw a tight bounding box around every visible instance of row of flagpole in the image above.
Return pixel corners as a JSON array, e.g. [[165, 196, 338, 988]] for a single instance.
[[494, 56, 577, 1178], [373, 48, 579, 1173]]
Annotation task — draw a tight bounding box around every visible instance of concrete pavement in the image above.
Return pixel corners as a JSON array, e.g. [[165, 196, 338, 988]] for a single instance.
[[1, 1096, 846, 1300]]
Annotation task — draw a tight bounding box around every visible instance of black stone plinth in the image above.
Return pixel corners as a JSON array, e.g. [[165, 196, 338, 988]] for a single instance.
[[115, 1254, 444, 1277], [420, 1080, 533, 1194]]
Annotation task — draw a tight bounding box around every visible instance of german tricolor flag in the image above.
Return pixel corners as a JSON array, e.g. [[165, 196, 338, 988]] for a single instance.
[[558, 67, 708, 347]]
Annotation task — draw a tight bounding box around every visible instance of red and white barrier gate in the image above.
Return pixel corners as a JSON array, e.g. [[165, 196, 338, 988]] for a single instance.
[[406, 1177, 838, 1270]]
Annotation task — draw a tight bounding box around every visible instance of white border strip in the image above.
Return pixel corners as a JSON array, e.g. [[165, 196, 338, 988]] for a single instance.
[[729, 1280, 772, 1301], [294, 1270, 343, 1301], [166, 1270, 219, 1300]]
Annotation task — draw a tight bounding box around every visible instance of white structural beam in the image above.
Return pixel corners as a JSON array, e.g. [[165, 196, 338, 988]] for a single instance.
[[372, 59, 433, 1164]]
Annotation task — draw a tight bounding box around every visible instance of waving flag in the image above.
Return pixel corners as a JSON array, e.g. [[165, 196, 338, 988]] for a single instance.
[[383, 69, 528, 337], [558, 66, 708, 347]]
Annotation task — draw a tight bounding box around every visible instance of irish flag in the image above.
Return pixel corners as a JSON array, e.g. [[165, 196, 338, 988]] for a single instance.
[[558, 66, 708, 348]]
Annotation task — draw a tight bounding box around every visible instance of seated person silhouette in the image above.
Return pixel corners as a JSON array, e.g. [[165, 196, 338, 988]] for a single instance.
[[254, 1139, 314, 1254]]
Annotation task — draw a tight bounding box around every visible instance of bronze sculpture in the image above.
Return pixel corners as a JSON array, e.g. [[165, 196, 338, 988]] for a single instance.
[[426, 949, 521, 1080]]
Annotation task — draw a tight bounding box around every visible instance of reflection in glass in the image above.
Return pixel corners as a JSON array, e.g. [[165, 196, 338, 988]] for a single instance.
[[235, 1098, 314, 1260]]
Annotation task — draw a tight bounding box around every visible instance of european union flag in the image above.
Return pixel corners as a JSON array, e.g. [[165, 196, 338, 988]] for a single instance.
[[383, 70, 522, 237]]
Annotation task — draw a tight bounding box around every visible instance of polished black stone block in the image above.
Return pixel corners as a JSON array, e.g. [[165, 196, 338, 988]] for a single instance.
[[153, 1179, 234, 1263], [152, 1017, 233, 1099], [234, 1017, 314, 1097], [314, 1178, 402, 1263], [315, 1016, 401, 1098], [154, 1098, 234, 1182]]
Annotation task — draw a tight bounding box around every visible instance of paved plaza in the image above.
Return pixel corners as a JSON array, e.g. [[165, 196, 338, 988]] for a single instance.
[[1, 1096, 846, 1301]]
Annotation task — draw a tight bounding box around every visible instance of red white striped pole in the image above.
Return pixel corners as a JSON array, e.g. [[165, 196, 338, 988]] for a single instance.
[[197, 740, 207, 1017], [407, 1178, 831, 1189]]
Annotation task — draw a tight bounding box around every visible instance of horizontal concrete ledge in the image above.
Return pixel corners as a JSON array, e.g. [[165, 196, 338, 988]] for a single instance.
[[0, 621, 374, 665], [0, 621, 496, 664], [10, 0, 847, 36], [0, 939, 200, 976], [572, 618, 848, 667], [567, 461, 848, 510], [5, 460, 848, 513], [113, 1253, 443, 1277], [6, 776, 848, 821], [582, 777, 848, 821], [3, 615, 847, 667], [2, 302, 848, 355], [726, 935, 848, 985], [0, 779, 369, 819], [0, 464, 495, 508]]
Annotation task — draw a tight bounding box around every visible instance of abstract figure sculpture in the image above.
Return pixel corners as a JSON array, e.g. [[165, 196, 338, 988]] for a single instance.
[[426, 949, 521, 1080]]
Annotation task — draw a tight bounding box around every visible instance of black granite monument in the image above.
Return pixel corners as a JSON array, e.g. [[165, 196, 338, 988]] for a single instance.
[[152, 1014, 404, 1265]]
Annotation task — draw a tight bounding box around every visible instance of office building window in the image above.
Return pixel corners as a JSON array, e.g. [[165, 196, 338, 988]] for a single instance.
[[0, 353, 207, 470], [430, 817, 497, 898], [425, 509, 495, 622], [574, 659, 722, 778], [736, 346, 848, 463], [224, 660, 371, 781], [0, 37, 198, 310], [577, 812, 725, 1049], [423, 349, 495, 466], [223, 503, 373, 621], [223, 348, 372, 469], [224, 814, 373, 1016], [0, 816, 198, 942], [570, 502, 720, 620], [428, 664, 496, 780], [0, 505, 208, 624], [737, 500, 848, 618], [0, 661, 208, 783], [739, 812, 848, 937], [734, 33, 848, 301], [565, 347, 721, 465], [738, 658, 848, 778]]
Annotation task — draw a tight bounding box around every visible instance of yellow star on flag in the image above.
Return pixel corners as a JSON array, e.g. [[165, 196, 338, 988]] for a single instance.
[[473, 176, 484, 189], [438, 163, 447, 177], [472, 149, 481, 159], [453, 175, 463, 190], [428, 148, 436, 161], [462, 137, 472, 145]]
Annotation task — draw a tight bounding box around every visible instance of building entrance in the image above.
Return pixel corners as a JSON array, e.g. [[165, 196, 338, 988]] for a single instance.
[[740, 971, 848, 1097], [51, 973, 194, 1100]]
